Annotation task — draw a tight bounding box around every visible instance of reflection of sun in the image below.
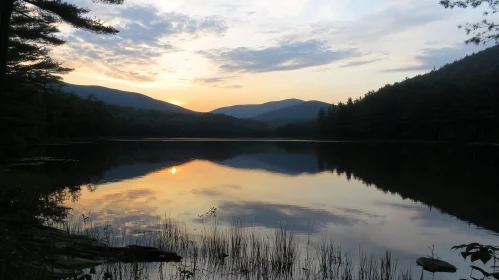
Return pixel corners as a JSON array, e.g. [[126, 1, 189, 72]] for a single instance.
[[171, 167, 177, 174]]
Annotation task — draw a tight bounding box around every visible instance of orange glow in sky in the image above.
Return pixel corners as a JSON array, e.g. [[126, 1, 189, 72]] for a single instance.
[[55, 0, 487, 112]]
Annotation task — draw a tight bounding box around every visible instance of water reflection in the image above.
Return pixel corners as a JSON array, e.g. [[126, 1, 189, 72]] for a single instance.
[[4, 140, 499, 279]]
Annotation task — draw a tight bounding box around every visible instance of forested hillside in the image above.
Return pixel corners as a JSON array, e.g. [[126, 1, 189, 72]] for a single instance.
[[0, 1, 271, 160], [1, 87, 269, 157], [211, 99, 305, 118], [252, 101, 331, 122], [318, 45, 499, 142], [63, 84, 195, 114]]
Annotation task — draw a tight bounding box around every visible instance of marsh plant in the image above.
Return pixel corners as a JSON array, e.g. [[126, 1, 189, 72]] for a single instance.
[[51, 211, 413, 280], [452, 243, 499, 280]]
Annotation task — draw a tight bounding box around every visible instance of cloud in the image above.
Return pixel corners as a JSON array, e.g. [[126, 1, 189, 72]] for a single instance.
[[56, 5, 228, 82], [384, 45, 484, 72], [340, 58, 384, 68], [194, 76, 234, 84], [309, 1, 450, 45], [192, 76, 243, 89], [200, 39, 358, 73], [210, 201, 362, 233]]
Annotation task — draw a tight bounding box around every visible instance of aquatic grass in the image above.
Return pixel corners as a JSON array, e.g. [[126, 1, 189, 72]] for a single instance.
[[48, 214, 413, 280]]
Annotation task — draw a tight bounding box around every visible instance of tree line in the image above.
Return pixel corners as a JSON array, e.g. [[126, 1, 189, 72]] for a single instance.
[[0, 0, 275, 159], [318, 45, 499, 142]]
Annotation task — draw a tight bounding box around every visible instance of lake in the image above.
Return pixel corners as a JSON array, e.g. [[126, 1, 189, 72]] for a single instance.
[[3, 139, 499, 279]]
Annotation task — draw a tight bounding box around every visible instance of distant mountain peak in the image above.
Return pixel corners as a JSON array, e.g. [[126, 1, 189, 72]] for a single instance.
[[210, 99, 306, 118], [251, 100, 332, 123], [62, 83, 195, 114]]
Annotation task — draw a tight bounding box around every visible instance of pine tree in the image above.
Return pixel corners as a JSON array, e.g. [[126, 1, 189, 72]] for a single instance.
[[7, 2, 72, 90], [0, 0, 124, 95]]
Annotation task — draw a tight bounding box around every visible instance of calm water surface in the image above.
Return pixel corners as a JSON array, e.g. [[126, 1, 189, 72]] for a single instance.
[[6, 140, 499, 279]]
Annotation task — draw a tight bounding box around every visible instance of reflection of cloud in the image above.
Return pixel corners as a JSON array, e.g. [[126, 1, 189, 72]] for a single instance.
[[192, 188, 222, 196], [192, 185, 242, 197], [83, 188, 163, 231], [377, 202, 467, 229], [100, 189, 155, 201], [336, 207, 381, 219], [200, 40, 357, 73], [212, 201, 362, 233]]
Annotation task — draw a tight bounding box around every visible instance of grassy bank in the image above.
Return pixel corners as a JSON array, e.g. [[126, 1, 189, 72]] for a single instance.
[[50, 215, 413, 280]]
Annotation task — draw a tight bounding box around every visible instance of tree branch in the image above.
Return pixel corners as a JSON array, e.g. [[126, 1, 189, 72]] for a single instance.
[[13, 8, 50, 25]]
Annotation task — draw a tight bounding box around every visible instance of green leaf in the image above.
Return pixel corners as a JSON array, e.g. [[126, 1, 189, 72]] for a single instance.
[[470, 265, 491, 277]]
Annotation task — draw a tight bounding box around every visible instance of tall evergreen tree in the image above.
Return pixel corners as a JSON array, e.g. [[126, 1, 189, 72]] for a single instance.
[[7, 2, 72, 90], [0, 0, 124, 95]]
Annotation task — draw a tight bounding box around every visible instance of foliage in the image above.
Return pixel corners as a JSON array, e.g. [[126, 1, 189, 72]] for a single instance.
[[275, 121, 318, 138], [0, 0, 123, 93], [318, 45, 499, 142], [452, 243, 499, 279], [0, 88, 272, 158], [440, 0, 499, 44], [6, 1, 72, 87]]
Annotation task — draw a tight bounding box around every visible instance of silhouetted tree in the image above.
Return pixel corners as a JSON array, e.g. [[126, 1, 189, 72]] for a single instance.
[[7, 2, 72, 90], [440, 0, 499, 44], [0, 0, 123, 95], [318, 45, 499, 142]]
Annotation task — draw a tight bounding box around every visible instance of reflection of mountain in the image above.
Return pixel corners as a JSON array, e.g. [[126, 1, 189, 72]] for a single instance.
[[8, 141, 323, 189], [215, 153, 320, 175], [97, 160, 187, 183], [8, 140, 499, 234]]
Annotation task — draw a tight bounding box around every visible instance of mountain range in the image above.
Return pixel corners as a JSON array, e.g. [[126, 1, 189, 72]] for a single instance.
[[251, 101, 331, 122], [63, 84, 195, 114], [210, 99, 304, 118], [211, 99, 331, 122], [63, 84, 332, 123]]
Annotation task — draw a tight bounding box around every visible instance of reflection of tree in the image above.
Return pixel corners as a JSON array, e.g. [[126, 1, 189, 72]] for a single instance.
[[316, 142, 499, 233], [8, 140, 499, 236], [1, 162, 181, 280]]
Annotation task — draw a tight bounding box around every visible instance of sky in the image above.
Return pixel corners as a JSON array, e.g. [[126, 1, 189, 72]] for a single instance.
[[54, 0, 493, 112]]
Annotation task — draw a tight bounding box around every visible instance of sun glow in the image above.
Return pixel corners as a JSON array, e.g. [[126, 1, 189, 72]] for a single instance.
[[171, 167, 177, 174], [168, 100, 185, 106]]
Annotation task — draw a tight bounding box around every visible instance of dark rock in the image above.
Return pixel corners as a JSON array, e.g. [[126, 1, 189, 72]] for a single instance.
[[416, 257, 457, 273]]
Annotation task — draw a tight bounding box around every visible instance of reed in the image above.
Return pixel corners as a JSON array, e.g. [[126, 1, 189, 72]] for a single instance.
[[52, 214, 412, 280]]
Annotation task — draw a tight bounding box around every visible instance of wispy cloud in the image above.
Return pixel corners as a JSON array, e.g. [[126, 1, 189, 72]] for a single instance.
[[192, 76, 243, 89], [56, 5, 228, 82], [383, 45, 483, 72], [340, 58, 384, 68], [200, 39, 358, 73]]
